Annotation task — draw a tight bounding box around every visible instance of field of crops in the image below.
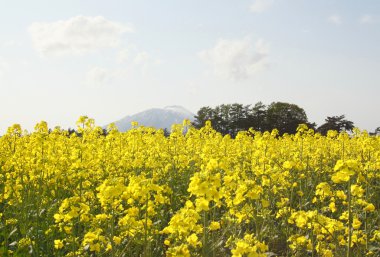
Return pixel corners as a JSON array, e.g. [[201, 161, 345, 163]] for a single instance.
[[0, 116, 379, 257]]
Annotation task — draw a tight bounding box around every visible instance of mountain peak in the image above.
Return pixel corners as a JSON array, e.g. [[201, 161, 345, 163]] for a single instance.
[[108, 106, 195, 131], [164, 105, 194, 115]]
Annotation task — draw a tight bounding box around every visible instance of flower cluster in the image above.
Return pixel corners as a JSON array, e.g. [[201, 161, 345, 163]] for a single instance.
[[0, 117, 379, 256]]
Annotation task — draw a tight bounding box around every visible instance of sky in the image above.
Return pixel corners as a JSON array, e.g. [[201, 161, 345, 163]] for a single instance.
[[0, 0, 379, 133]]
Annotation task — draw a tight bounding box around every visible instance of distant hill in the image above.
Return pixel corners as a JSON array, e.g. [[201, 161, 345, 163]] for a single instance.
[[106, 106, 195, 131]]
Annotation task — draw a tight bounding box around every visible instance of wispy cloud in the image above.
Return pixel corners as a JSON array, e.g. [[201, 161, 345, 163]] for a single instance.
[[133, 51, 161, 75], [84, 49, 160, 88], [118, 46, 161, 73], [250, 0, 274, 13], [134, 51, 151, 65], [199, 38, 269, 80], [84, 66, 112, 88], [359, 14, 376, 24], [29, 16, 133, 57], [117, 48, 130, 63], [327, 15, 342, 25]]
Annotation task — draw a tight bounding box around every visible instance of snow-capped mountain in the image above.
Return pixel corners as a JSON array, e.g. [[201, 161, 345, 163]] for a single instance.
[[107, 106, 196, 131]]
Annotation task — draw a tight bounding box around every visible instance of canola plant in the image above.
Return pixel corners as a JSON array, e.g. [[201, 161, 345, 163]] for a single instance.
[[0, 117, 379, 257]]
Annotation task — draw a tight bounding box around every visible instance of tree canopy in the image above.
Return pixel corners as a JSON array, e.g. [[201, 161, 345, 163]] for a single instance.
[[192, 102, 366, 137], [193, 102, 315, 136], [316, 115, 355, 135], [266, 102, 313, 135]]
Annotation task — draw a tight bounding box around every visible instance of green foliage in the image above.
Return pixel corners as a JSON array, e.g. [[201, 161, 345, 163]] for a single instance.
[[193, 102, 314, 136], [266, 102, 311, 135], [317, 115, 355, 135]]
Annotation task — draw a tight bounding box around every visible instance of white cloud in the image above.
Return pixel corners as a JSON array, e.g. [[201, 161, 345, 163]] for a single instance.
[[118, 46, 160, 67], [133, 51, 162, 74], [250, 0, 274, 13], [134, 51, 150, 65], [199, 38, 270, 80], [327, 15, 342, 25], [83, 53, 161, 87], [84, 49, 160, 87], [359, 15, 375, 24], [117, 48, 130, 63], [29, 16, 133, 56], [84, 67, 112, 88]]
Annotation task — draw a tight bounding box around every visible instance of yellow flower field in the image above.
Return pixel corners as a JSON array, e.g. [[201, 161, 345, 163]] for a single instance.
[[0, 117, 379, 257]]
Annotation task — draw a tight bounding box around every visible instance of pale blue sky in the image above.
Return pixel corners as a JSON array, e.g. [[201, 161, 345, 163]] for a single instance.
[[0, 0, 379, 133]]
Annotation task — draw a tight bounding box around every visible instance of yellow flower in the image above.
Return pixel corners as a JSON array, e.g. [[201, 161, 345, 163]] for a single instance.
[[90, 242, 101, 252], [321, 249, 333, 257], [352, 218, 362, 229], [316, 182, 332, 199], [329, 202, 337, 213], [336, 190, 347, 200], [195, 198, 209, 212], [363, 203, 375, 212], [54, 239, 64, 249], [106, 243, 112, 251], [18, 237, 32, 249], [209, 221, 221, 231], [283, 161, 293, 170], [113, 236, 121, 245], [186, 233, 199, 247], [371, 230, 380, 242], [288, 211, 308, 228], [167, 244, 190, 257], [332, 160, 359, 184], [339, 211, 349, 221], [331, 169, 355, 183], [351, 184, 364, 197]]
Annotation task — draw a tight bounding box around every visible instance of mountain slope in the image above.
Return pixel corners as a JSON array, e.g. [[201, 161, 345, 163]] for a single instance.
[[108, 106, 195, 131]]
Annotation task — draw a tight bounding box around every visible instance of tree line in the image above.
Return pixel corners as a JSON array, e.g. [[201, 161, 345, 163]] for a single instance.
[[192, 102, 378, 137], [61, 102, 378, 137]]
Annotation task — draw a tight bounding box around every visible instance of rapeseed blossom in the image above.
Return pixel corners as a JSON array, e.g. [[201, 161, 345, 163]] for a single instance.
[[0, 118, 379, 256]]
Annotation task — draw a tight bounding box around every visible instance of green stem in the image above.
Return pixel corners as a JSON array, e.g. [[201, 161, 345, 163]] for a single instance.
[[203, 211, 208, 257], [347, 178, 352, 257], [144, 193, 149, 257]]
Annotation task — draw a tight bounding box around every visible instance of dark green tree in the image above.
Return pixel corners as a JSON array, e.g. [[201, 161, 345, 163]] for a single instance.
[[193, 103, 253, 136], [375, 127, 380, 135], [216, 104, 231, 135], [317, 115, 354, 135], [266, 102, 309, 135], [248, 102, 267, 132], [192, 106, 214, 128], [229, 103, 246, 136], [193, 101, 315, 136]]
